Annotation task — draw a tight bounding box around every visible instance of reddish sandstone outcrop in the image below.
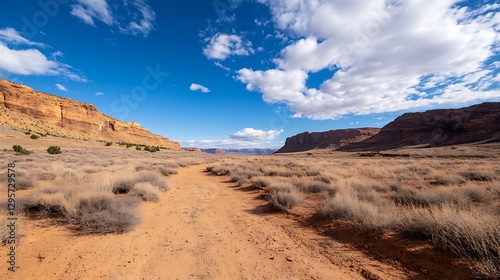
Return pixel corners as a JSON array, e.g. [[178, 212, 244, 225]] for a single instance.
[[0, 79, 180, 149], [339, 102, 500, 151], [275, 128, 381, 153]]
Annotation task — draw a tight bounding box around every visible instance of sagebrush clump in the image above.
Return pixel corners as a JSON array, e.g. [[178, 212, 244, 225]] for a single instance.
[[13, 144, 31, 155], [47, 146, 62, 154]]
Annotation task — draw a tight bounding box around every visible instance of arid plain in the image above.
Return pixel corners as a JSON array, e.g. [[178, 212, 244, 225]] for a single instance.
[[1, 126, 499, 280]]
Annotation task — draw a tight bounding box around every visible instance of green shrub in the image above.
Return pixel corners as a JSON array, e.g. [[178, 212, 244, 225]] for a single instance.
[[135, 146, 142, 151], [12, 145, 31, 155], [30, 134, 40, 140], [47, 146, 62, 154], [105, 142, 113, 146], [144, 146, 160, 152], [25, 131, 31, 135]]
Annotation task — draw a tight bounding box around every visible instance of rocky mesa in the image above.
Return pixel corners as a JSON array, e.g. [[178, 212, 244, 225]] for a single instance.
[[339, 102, 500, 151], [275, 128, 381, 153], [0, 79, 180, 149]]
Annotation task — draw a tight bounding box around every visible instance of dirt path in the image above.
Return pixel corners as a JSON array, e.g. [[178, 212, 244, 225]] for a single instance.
[[2, 164, 409, 279]]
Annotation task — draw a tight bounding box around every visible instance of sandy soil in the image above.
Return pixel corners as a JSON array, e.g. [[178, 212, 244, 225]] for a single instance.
[[0, 164, 418, 280]]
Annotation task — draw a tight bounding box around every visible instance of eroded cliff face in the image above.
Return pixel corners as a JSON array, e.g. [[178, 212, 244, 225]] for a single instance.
[[0, 79, 180, 149], [275, 128, 381, 153], [339, 102, 500, 151]]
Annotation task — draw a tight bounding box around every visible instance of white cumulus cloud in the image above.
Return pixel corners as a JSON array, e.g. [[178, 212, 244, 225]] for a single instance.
[[56, 84, 67, 91], [203, 33, 254, 60], [230, 128, 284, 141], [190, 83, 211, 93], [0, 28, 86, 82], [182, 127, 284, 149], [238, 0, 500, 120]]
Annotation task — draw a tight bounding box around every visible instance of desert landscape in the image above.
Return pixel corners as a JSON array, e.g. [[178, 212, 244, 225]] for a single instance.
[[1, 1, 499, 279], [0, 79, 499, 279]]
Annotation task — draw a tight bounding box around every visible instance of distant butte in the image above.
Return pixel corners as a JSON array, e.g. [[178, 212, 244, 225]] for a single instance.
[[275, 128, 381, 153], [339, 102, 500, 151]]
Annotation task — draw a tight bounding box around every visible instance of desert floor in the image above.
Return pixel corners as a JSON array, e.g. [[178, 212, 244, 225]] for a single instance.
[[0, 128, 498, 279]]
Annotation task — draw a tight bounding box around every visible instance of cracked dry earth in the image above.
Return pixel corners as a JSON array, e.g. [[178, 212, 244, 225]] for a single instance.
[[2, 164, 412, 280]]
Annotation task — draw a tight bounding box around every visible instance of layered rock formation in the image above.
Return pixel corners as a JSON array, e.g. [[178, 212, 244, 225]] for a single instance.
[[275, 128, 381, 153], [201, 148, 277, 155], [339, 102, 500, 151], [0, 79, 180, 149]]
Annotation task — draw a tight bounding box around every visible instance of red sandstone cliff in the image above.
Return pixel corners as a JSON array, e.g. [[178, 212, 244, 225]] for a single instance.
[[0, 79, 180, 149], [339, 102, 500, 151], [275, 128, 381, 153]]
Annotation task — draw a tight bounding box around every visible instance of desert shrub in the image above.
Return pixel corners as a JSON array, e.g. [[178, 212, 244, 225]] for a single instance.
[[391, 187, 468, 207], [67, 193, 142, 234], [37, 172, 56, 181], [20, 192, 68, 219], [430, 205, 500, 279], [112, 177, 136, 194], [135, 146, 142, 151], [144, 146, 160, 152], [16, 176, 35, 190], [25, 131, 31, 135], [460, 171, 495, 182], [137, 172, 170, 191], [268, 186, 303, 210], [60, 168, 81, 181], [130, 182, 161, 202], [47, 146, 62, 154], [460, 186, 490, 203], [293, 181, 334, 194], [105, 142, 113, 146], [430, 174, 467, 186], [315, 175, 337, 184], [30, 134, 40, 140], [156, 166, 178, 176], [250, 176, 278, 189], [135, 164, 151, 171], [318, 190, 396, 231], [13, 145, 31, 155], [209, 166, 231, 176], [205, 166, 213, 172], [398, 206, 437, 239]]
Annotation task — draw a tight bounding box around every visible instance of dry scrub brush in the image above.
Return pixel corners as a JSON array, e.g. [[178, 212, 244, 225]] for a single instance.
[[268, 184, 304, 210], [207, 155, 500, 278], [8, 148, 211, 235]]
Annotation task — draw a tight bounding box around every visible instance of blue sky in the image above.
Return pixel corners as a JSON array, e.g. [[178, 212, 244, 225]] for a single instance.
[[0, 0, 498, 149]]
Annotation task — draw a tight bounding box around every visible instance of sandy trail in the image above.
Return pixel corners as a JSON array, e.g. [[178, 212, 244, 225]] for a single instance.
[[2, 164, 408, 279]]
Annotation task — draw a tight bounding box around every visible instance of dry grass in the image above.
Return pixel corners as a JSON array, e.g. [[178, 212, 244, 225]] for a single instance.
[[2, 141, 498, 278], [4, 148, 216, 235], [268, 185, 304, 210], [318, 190, 397, 231], [66, 193, 142, 234], [130, 182, 161, 202], [207, 152, 500, 278], [429, 205, 500, 278]]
